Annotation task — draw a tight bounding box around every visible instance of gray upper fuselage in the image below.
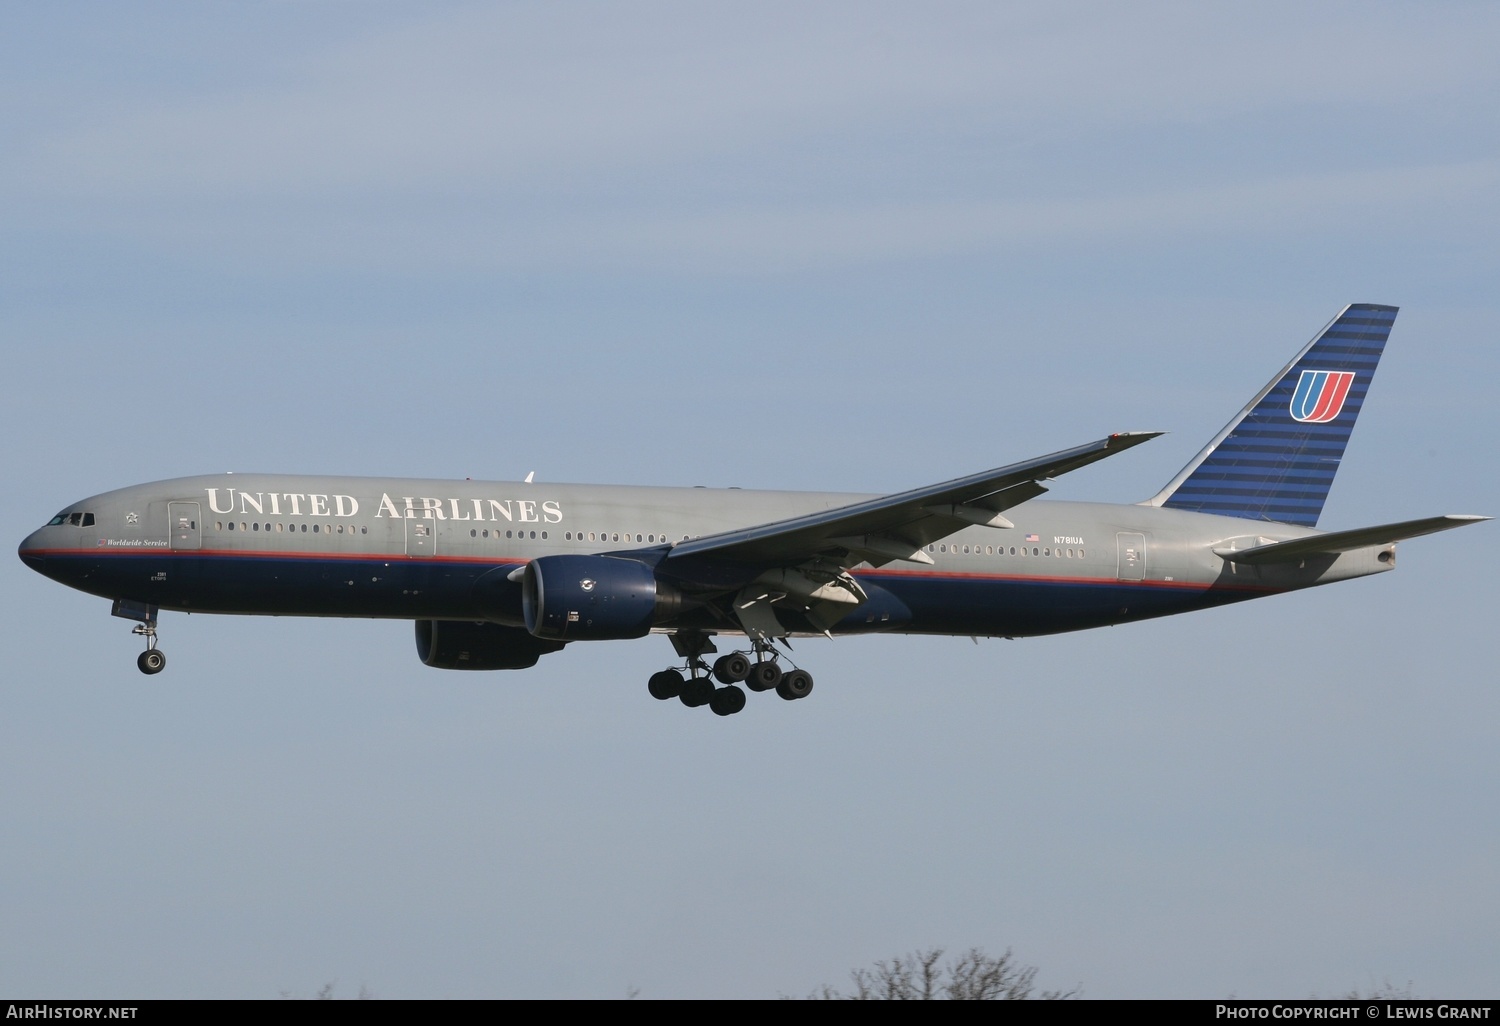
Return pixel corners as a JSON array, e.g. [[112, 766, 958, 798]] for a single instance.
[[20, 472, 1392, 638]]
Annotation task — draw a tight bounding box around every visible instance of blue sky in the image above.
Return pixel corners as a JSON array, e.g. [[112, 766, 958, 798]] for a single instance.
[[3, 2, 1497, 998]]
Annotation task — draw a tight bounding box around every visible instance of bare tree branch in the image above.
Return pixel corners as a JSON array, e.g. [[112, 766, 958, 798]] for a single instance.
[[811, 946, 1080, 1000]]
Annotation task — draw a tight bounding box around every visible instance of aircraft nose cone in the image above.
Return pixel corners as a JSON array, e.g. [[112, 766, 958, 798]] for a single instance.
[[18, 530, 49, 573]]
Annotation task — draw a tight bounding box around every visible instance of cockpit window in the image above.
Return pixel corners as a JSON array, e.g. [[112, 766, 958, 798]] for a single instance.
[[48, 512, 95, 527], [48, 514, 68, 526]]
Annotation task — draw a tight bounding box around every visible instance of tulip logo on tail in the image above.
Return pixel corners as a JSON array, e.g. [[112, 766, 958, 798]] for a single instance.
[[1289, 370, 1355, 423]]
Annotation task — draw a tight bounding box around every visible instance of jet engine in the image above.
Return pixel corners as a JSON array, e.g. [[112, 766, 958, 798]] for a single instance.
[[415, 619, 565, 670], [521, 554, 681, 641]]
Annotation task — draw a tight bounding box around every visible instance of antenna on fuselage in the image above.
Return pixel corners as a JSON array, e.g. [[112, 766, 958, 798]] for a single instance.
[[524, 471, 535, 484]]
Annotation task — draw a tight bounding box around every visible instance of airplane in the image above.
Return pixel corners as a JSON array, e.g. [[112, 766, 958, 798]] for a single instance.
[[18, 303, 1487, 716]]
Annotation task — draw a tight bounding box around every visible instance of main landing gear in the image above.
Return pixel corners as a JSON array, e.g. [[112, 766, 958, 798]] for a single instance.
[[648, 634, 813, 716]]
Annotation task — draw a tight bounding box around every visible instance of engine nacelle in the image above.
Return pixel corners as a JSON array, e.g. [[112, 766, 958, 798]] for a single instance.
[[415, 619, 565, 670], [522, 554, 679, 641]]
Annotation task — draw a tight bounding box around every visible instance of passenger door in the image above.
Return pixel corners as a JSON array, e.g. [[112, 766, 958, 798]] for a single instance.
[[1116, 532, 1145, 581], [168, 501, 202, 550], [405, 518, 436, 557]]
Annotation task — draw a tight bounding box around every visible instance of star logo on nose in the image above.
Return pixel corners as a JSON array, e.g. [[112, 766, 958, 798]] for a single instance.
[[125, 512, 139, 525]]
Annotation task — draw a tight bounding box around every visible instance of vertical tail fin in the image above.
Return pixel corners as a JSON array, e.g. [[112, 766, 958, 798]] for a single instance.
[[1145, 304, 1397, 527]]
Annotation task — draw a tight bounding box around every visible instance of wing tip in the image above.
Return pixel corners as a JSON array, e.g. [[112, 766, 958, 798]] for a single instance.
[[1108, 431, 1165, 447]]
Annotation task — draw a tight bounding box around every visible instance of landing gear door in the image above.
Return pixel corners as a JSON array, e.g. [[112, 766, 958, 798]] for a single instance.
[[405, 519, 436, 557], [168, 501, 201, 550], [1117, 532, 1145, 581]]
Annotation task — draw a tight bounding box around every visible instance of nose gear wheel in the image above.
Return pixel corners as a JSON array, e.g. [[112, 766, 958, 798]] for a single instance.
[[132, 620, 166, 675]]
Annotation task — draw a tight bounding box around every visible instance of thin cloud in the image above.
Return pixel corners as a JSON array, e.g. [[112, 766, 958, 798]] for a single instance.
[[15, 2, 1497, 198]]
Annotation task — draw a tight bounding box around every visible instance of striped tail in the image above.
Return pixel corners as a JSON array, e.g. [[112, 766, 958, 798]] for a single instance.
[[1147, 304, 1397, 528]]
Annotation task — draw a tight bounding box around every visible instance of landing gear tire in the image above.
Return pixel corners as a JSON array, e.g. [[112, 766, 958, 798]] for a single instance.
[[746, 660, 782, 692], [648, 669, 684, 701], [776, 669, 813, 701], [137, 649, 166, 675], [713, 653, 751, 684], [679, 677, 714, 708], [709, 685, 747, 717]]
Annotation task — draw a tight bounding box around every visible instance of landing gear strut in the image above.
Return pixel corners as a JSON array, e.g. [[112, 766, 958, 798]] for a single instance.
[[647, 633, 813, 715], [133, 622, 165, 675], [113, 600, 165, 675]]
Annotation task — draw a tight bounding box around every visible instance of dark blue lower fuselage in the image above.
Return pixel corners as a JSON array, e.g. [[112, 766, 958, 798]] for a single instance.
[[20, 546, 1268, 640]]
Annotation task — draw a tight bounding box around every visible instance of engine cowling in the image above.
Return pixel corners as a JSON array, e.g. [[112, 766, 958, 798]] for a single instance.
[[522, 554, 680, 641], [415, 619, 565, 670]]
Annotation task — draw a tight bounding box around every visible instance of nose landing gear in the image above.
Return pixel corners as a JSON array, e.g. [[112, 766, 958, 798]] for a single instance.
[[133, 622, 165, 675], [113, 600, 165, 675]]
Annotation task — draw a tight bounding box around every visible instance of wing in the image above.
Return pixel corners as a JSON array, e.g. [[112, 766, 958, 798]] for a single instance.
[[659, 432, 1159, 639], [670, 432, 1160, 569], [1214, 514, 1490, 564]]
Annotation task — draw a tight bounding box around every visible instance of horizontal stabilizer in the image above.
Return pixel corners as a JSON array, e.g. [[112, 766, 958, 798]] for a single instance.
[[1215, 515, 1490, 564]]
